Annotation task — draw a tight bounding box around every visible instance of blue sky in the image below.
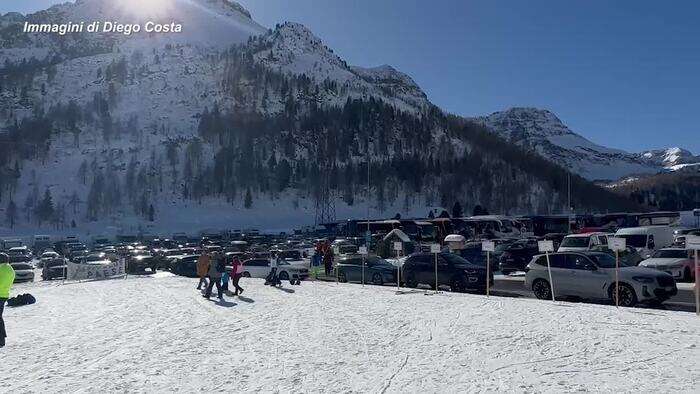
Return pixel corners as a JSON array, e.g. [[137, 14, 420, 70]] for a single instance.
[[3, 0, 699, 153]]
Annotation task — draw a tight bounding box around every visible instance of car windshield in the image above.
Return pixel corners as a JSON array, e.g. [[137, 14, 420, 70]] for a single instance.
[[617, 234, 647, 248], [560, 236, 589, 248], [85, 255, 104, 262], [652, 250, 688, 259], [588, 253, 618, 268], [419, 224, 436, 237], [11, 263, 32, 270]]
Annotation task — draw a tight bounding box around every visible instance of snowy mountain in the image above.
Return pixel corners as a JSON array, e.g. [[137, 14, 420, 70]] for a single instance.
[[0, 0, 641, 236], [637, 147, 700, 171], [475, 108, 659, 181]]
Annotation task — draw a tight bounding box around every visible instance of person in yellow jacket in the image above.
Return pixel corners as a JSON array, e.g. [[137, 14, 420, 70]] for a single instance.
[[0, 253, 15, 348], [195, 252, 211, 290]]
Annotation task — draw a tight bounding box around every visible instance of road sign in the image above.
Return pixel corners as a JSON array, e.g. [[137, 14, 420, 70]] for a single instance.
[[608, 237, 627, 252], [686, 235, 700, 250], [358, 246, 368, 255], [430, 244, 441, 253], [538, 240, 554, 253], [393, 242, 403, 251], [482, 240, 495, 252]]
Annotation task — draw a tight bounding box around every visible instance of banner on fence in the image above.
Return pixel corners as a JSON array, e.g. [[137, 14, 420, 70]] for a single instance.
[[66, 258, 126, 281]]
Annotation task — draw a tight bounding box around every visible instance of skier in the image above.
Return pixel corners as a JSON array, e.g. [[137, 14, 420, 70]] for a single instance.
[[0, 253, 15, 348], [230, 255, 244, 295], [196, 252, 211, 290], [204, 252, 224, 300]]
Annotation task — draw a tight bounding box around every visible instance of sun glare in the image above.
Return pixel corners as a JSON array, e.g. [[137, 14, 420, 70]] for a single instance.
[[114, 0, 175, 18]]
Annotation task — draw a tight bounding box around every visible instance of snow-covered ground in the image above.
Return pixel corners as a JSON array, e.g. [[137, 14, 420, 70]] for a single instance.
[[1, 274, 699, 392]]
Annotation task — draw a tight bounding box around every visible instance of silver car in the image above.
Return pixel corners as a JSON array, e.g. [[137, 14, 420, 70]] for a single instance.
[[524, 252, 677, 307]]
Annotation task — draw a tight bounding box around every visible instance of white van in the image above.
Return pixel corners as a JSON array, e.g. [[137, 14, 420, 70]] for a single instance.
[[615, 226, 675, 259]]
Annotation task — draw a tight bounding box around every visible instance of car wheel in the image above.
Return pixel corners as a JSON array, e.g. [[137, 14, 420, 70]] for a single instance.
[[242, 272, 251, 278], [371, 273, 384, 286], [610, 283, 638, 307], [279, 271, 289, 281], [683, 267, 692, 282], [404, 273, 418, 288], [338, 270, 347, 283], [451, 276, 467, 293], [532, 279, 552, 300]]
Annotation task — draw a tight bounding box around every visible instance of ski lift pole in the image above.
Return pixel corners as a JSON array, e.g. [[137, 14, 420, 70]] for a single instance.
[[482, 241, 495, 297], [695, 249, 699, 316], [486, 251, 490, 297], [538, 240, 555, 302], [545, 251, 555, 302], [615, 249, 620, 308]]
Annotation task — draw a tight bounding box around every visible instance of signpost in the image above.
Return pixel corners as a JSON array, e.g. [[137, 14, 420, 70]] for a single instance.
[[538, 240, 556, 302], [608, 237, 627, 308], [394, 242, 403, 291], [359, 246, 368, 287], [686, 235, 700, 316], [430, 243, 441, 293], [482, 240, 495, 297]]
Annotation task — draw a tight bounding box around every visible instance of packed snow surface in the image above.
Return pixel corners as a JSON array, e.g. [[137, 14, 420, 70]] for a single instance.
[[2, 274, 699, 392]]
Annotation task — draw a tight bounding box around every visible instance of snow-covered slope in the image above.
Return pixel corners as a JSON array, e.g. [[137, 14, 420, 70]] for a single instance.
[[476, 108, 661, 181], [4, 275, 698, 392], [252, 22, 430, 113], [638, 147, 700, 170]]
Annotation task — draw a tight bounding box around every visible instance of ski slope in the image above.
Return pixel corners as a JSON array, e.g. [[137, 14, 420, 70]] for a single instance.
[[1, 274, 698, 392]]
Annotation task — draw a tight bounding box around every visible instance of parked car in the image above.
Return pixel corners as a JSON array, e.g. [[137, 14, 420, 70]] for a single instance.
[[524, 251, 677, 307], [170, 255, 200, 277], [240, 258, 309, 281], [639, 248, 695, 282], [590, 245, 643, 266], [336, 254, 396, 285], [7, 246, 33, 264], [615, 226, 674, 259], [401, 252, 493, 293], [126, 253, 158, 274], [10, 262, 35, 283], [81, 253, 112, 266], [498, 239, 540, 275], [557, 232, 608, 252], [672, 229, 700, 248], [42, 258, 68, 280], [275, 249, 308, 268]]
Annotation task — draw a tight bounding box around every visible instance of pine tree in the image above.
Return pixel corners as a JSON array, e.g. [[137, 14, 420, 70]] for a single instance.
[[452, 201, 463, 218], [6, 200, 17, 229], [36, 189, 55, 226], [244, 188, 253, 209]]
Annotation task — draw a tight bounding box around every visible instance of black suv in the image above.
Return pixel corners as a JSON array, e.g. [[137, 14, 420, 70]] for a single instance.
[[498, 239, 540, 275], [402, 252, 493, 293]]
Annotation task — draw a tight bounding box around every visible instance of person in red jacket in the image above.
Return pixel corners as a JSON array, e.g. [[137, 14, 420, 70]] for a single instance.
[[230, 256, 244, 296]]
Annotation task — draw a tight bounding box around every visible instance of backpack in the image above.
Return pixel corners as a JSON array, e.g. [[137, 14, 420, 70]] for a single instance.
[[216, 259, 226, 273], [7, 293, 36, 307]]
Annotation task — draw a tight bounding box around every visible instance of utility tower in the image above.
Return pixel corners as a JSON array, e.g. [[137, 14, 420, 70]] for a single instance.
[[314, 160, 336, 226]]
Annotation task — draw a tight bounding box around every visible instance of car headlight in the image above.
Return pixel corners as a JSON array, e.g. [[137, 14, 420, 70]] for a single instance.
[[632, 276, 654, 283], [667, 264, 684, 269]]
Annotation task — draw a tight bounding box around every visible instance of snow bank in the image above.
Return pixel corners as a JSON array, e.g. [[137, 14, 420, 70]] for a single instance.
[[1, 275, 698, 392]]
